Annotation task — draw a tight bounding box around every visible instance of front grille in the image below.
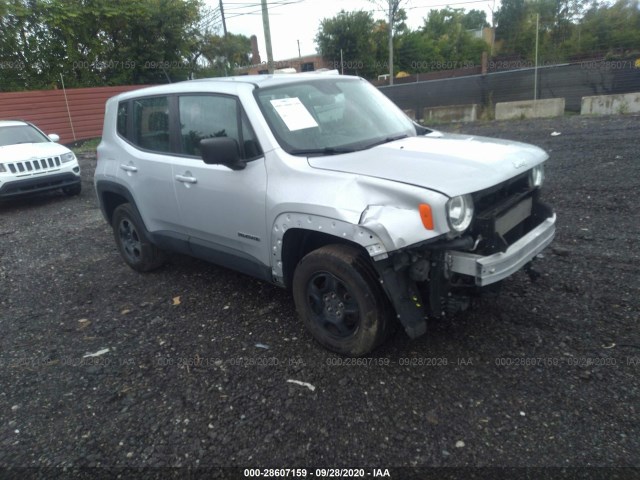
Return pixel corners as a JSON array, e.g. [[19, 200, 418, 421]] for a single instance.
[[472, 172, 530, 213], [471, 174, 551, 254], [5, 156, 62, 175]]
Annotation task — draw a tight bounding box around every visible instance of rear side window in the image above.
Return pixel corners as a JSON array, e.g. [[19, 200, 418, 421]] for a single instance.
[[132, 96, 171, 153], [178, 94, 262, 160]]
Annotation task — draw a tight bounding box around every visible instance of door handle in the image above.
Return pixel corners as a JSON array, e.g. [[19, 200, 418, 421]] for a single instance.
[[120, 164, 138, 172], [175, 174, 197, 184]]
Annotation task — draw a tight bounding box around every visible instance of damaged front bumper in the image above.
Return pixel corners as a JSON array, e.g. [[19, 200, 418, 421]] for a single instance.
[[445, 213, 556, 286], [374, 196, 556, 340]]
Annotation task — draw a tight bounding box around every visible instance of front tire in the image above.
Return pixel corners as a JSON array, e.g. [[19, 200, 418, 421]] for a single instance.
[[112, 203, 166, 272], [292, 244, 392, 356]]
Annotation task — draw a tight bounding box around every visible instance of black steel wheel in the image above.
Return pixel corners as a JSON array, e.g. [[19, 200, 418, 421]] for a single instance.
[[293, 244, 392, 356], [112, 203, 166, 272]]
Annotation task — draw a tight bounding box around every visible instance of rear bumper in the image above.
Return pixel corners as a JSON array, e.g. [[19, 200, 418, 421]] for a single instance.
[[0, 172, 81, 198], [446, 213, 556, 286]]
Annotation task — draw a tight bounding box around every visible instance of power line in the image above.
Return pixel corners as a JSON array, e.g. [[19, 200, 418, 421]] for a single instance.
[[222, 0, 305, 18]]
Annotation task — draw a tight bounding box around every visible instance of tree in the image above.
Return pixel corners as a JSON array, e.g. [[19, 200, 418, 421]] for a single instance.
[[577, 0, 640, 53], [494, 0, 529, 53], [422, 8, 490, 67], [315, 10, 378, 77], [492, 0, 636, 60], [203, 33, 252, 76], [0, 0, 206, 91], [461, 10, 490, 30]]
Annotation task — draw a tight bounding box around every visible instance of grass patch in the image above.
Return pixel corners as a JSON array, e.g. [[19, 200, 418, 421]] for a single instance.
[[69, 137, 100, 155]]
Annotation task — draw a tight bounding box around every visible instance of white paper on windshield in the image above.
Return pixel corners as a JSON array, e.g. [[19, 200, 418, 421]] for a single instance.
[[270, 98, 318, 131]]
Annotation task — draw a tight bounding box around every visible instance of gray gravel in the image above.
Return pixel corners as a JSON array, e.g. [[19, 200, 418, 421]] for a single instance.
[[0, 115, 639, 477]]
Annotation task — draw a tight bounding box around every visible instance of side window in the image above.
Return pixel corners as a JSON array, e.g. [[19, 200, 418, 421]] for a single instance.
[[117, 102, 129, 138], [132, 96, 171, 153], [178, 95, 262, 160]]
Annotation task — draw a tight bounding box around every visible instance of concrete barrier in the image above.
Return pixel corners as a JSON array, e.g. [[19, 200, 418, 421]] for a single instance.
[[495, 98, 565, 120], [580, 92, 640, 115], [403, 109, 416, 120], [422, 104, 478, 123]]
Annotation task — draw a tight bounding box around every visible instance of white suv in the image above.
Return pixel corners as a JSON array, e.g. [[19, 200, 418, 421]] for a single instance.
[[95, 73, 556, 356], [0, 120, 81, 199]]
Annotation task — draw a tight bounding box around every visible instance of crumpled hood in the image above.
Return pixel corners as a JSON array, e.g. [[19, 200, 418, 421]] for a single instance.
[[307, 133, 548, 197], [0, 142, 70, 162]]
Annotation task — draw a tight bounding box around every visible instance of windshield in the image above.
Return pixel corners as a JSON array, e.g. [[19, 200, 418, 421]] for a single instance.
[[0, 125, 50, 147], [255, 77, 417, 155]]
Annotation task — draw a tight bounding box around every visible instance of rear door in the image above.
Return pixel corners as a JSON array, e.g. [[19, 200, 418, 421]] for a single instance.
[[115, 95, 182, 233]]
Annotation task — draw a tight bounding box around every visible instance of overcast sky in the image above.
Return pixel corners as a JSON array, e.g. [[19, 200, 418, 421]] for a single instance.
[[205, 0, 497, 61]]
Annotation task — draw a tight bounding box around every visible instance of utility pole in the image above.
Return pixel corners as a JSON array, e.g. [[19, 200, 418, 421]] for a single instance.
[[371, 1, 402, 84], [388, 1, 394, 85], [219, 0, 227, 36], [534, 13, 539, 100], [261, 0, 274, 73]]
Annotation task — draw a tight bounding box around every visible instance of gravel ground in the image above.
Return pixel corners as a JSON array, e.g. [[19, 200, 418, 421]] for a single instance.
[[0, 115, 638, 478]]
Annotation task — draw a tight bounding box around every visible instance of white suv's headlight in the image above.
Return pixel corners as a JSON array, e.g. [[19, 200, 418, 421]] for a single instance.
[[61, 152, 76, 163], [446, 194, 474, 233], [529, 164, 544, 188]]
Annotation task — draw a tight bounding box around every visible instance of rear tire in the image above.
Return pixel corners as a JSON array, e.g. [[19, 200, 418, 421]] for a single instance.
[[112, 203, 166, 272], [292, 244, 392, 356]]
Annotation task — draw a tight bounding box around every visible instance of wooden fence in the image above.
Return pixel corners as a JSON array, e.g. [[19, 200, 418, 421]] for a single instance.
[[0, 85, 149, 144]]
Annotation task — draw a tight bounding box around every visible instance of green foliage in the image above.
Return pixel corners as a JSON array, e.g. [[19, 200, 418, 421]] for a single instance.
[[70, 137, 101, 154], [577, 0, 640, 52], [202, 33, 251, 76], [316, 7, 490, 77], [461, 10, 490, 30], [495, 0, 640, 60], [315, 10, 378, 77], [0, 0, 252, 91], [422, 8, 489, 64]]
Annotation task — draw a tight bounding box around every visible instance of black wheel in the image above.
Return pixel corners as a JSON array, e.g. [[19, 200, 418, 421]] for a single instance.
[[62, 183, 82, 196], [292, 244, 392, 356], [112, 203, 166, 272]]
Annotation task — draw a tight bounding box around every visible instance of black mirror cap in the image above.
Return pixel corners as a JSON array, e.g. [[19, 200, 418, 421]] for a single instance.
[[200, 137, 246, 170]]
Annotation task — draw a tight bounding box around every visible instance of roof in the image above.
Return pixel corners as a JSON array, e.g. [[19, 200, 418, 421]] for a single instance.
[[0, 120, 28, 127], [110, 71, 353, 102], [191, 70, 344, 88]]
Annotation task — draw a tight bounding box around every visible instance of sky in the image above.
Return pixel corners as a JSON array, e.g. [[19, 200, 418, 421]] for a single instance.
[[205, 0, 498, 61]]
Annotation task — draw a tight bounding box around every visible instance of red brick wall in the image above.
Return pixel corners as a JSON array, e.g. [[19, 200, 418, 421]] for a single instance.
[[0, 85, 149, 144]]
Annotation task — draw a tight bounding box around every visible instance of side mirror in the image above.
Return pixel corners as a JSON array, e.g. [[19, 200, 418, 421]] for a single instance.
[[200, 137, 246, 170], [413, 123, 432, 136], [48, 133, 60, 142]]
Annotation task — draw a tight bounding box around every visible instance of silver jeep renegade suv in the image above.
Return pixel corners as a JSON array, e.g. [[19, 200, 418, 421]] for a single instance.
[[95, 73, 555, 356]]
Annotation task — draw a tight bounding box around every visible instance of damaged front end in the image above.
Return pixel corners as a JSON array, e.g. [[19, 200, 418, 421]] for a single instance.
[[370, 172, 556, 339]]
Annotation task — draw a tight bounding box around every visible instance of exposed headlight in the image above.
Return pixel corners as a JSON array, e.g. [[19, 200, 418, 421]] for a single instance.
[[529, 164, 544, 188], [446, 194, 474, 233], [61, 152, 76, 163]]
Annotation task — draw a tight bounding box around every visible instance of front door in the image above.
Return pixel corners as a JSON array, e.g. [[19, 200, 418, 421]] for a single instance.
[[171, 94, 270, 277]]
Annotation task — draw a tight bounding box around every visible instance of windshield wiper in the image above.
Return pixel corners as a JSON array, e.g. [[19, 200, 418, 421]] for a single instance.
[[289, 134, 409, 156], [363, 134, 410, 149], [289, 147, 356, 156]]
